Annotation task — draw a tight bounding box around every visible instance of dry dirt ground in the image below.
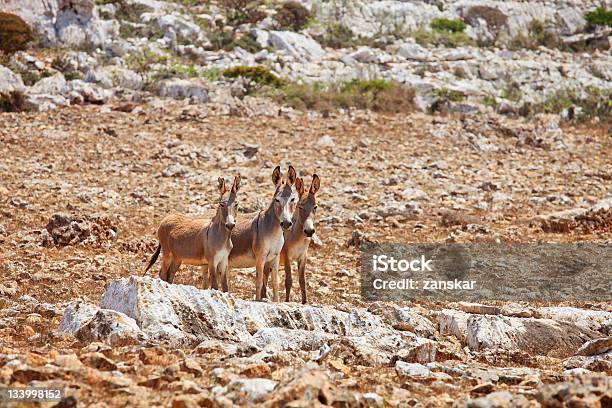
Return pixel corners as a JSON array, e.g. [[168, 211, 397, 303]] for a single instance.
[[0, 101, 610, 407]]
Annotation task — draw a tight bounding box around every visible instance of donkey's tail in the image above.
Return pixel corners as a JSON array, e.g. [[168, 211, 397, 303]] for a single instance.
[[143, 244, 161, 275]]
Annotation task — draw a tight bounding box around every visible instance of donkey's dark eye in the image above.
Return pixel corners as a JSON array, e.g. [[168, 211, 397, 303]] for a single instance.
[[275, 198, 280, 203], [291, 198, 295, 202]]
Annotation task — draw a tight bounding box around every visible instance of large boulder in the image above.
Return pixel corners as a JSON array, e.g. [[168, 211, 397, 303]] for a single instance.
[[59, 276, 436, 366], [439, 309, 600, 357], [0, 0, 118, 48], [0, 65, 25, 94], [158, 79, 209, 102], [268, 31, 325, 61]]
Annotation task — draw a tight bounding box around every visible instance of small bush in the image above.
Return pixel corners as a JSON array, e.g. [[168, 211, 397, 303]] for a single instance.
[[314, 23, 358, 49], [219, 0, 266, 27], [463, 6, 508, 39], [436, 88, 465, 103], [482, 95, 498, 108], [585, 7, 612, 28], [0, 13, 35, 55], [509, 20, 561, 50], [430, 18, 466, 33], [222, 65, 284, 87], [0, 91, 27, 113], [275, 2, 312, 31], [412, 25, 472, 48], [501, 81, 522, 102]]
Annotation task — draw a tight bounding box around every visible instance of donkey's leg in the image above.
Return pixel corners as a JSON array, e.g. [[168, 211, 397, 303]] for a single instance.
[[159, 253, 172, 282], [219, 259, 229, 293], [269, 255, 280, 302], [260, 262, 271, 299], [255, 255, 266, 301], [283, 253, 292, 302], [298, 256, 308, 304], [209, 262, 218, 290], [201, 264, 209, 289], [167, 260, 181, 284]]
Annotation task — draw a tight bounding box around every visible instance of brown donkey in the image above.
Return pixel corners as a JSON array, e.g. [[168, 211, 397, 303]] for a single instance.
[[143, 175, 241, 290], [262, 174, 320, 303], [227, 165, 297, 301]]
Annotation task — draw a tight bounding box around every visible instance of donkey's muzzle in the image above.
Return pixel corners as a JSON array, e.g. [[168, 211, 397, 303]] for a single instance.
[[280, 220, 293, 230], [304, 228, 315, 237], [225, 222, 235, 230]]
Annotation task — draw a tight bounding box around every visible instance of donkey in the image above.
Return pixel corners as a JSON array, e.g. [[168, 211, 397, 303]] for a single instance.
[[143, 175, 241, 291], [261, 174, 320, 303], [227, 165, 297, 301]]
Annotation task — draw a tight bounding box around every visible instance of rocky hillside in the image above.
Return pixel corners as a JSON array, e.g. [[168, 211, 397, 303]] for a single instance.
[[0, 0, 610, 116]]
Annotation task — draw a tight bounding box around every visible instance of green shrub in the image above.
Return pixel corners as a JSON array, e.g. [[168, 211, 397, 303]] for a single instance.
[[430, 18, 466, 33], [585, 7, 612, 28], [0, 91, 27, 113], [501, 81, 522, 102], [274, 2, 312, 31], [412, 25, 472, 48], [436, 88, 465, 103], [482, 95, 498, 108], [222, 65, 284, 87], [314, 23, 358, 49], [341, 78, 390, 94], [0, 13, 34, 55]]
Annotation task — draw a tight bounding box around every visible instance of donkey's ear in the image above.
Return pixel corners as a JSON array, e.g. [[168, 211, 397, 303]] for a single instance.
[[232, 174, 241, 193], [287, 165, 297, 185], [272, 166, 282, 187], [218, 177, 227, 195], [309, 174, 320, 195], [295, 177, 305, 197]]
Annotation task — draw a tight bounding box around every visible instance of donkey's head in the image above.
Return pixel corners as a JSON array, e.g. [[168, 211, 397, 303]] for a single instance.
[[295, 174, 320, 238], [271, 165, 297, 230], [217, 175, 241, 231]]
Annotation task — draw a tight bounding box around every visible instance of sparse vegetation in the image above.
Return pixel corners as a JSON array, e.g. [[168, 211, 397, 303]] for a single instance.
[[436, 88, 466, 103], [271, 79, 415, 113], [463, 6, 508, 44], [430, 18, 466, 33], [509, 20, 561, 51], [522, 87, 611, 123], [412, 25, 472, 48], [314, 23, 358, 49], [482, 95, 498, 108], [0, 13, 35, 55], [501, 81, 523, 102], [222, 65, 285, 88], [274, 2, 312, 32], [218, 0, 267, 27], [125, 49, 170, 88], [585, 7, 612, 29]]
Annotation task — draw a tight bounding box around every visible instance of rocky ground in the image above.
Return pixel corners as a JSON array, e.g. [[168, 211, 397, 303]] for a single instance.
[[0, 100, 611, 406]]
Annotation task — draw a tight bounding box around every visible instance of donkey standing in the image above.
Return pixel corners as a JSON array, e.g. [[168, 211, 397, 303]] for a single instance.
[[261, 174, 320, 303], [227, 165, 297, 301], [143, 175, 241, 291]]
